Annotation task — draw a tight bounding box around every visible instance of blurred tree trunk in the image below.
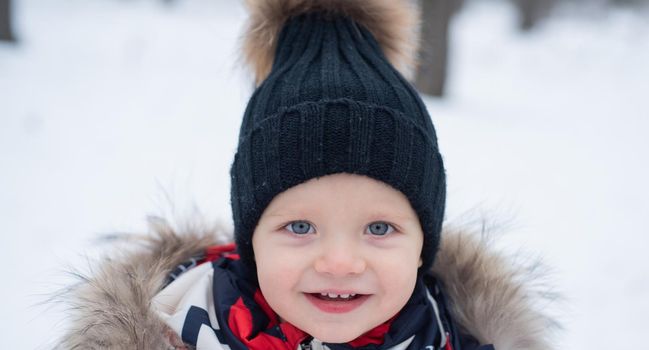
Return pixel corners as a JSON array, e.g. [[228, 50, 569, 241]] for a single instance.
[[514, 0, 554, 31], [415, 0, 457, 97], [0, 0, 15, 42]]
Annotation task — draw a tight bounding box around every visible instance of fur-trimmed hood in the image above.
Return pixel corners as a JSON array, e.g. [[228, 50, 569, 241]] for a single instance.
[[54, 218, 558, 349]]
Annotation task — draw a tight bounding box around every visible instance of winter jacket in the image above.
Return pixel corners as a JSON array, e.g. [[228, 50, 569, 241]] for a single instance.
[[54, 218, 557, 349]]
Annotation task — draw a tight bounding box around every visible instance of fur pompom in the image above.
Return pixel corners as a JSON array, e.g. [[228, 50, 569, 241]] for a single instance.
[[242, 0, 420, 85]]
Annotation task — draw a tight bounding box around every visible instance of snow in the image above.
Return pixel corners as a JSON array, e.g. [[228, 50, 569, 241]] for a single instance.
[[1, 0, 647, 348]]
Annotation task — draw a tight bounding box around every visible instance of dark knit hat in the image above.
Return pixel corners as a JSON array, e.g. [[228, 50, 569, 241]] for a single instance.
[[231, 0, 446, 272]]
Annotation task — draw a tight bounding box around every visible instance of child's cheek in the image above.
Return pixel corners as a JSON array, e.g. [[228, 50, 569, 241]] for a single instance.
[[255, 240, 305, 281]]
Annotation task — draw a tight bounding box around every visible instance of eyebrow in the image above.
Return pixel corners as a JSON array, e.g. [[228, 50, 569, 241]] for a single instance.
[[264, 212, 293, 218], [263, 209, 313, 218], [366, 211, 418, 222], [263, 207, 417, 222]]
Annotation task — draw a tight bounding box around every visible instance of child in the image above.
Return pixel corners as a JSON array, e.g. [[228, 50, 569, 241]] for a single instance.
[[57, 1, 556, 349]]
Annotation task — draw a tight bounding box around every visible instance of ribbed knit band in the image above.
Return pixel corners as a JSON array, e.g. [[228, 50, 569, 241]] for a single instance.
[[231, 13, 446, 272]]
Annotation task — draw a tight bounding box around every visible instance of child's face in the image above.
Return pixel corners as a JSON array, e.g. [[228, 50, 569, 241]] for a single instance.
[[252, 173, 423, 343]]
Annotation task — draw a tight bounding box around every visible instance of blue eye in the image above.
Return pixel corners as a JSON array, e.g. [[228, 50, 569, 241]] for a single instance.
[[367, 222, 394, 236], [285, 221, 314, 235]]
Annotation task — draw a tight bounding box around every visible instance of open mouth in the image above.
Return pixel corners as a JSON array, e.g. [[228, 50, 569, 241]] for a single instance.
[[310, 292, 362, 301], [305, 292, 370, 313]]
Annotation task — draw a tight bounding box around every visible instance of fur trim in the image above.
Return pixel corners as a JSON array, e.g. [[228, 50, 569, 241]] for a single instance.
[[242, 0, 419, 85], [54, 217, 229, 350], [433, 227, 559, 350], [54, 220, 558, 349]]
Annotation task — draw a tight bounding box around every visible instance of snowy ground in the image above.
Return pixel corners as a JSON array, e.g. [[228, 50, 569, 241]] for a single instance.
[[1, 0, 647, 348]]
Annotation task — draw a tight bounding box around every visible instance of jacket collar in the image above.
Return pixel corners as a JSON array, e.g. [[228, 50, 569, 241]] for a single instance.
[[55, 219, 558, 350]]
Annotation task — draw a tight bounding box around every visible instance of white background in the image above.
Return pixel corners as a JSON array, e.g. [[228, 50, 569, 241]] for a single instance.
[[1, 0, 648, 348]]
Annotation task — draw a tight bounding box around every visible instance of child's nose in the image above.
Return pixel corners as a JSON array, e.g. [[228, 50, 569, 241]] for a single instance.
[[313, 245, 367, 276]]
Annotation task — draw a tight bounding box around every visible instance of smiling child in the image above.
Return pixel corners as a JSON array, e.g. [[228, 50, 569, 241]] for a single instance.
[[252, 174, 425, 344], [57, 1, 557, 349]]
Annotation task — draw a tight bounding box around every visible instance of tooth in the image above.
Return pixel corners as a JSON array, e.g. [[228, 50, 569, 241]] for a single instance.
[[320, 292, 328, 297], [340, 294, 350, 298], [350, 294, 356, 297], [327, 293, 339, 298]]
